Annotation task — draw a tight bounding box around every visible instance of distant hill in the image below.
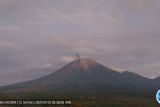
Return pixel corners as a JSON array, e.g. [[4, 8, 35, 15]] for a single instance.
[[0, 57, 160, 94]]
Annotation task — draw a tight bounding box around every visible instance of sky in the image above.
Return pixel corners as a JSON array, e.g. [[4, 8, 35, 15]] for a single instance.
[[0, 0, 160, 86]]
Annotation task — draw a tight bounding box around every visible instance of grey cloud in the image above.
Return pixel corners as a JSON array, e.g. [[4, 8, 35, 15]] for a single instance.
[[0, 0, 160, 85]]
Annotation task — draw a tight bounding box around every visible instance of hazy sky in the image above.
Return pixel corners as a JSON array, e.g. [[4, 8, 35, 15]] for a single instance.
[[0, 0, 160, 86]]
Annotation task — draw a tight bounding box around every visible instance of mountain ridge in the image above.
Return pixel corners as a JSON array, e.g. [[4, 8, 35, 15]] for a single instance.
[[0, 57, 159, 93]]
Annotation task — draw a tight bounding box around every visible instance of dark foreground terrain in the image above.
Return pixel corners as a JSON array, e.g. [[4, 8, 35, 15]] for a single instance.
[[0, 91, 159, 107], [0, 58, 159, 107]]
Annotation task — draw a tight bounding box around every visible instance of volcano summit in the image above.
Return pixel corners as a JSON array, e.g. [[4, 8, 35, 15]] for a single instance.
[[0, 57, 160, 93]]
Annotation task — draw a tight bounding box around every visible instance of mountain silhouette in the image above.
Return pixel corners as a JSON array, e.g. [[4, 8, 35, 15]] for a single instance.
[[0, 57, 160, 93]]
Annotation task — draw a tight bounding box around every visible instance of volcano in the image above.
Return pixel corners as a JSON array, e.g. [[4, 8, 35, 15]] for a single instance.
[[1, 57, 160, 93]]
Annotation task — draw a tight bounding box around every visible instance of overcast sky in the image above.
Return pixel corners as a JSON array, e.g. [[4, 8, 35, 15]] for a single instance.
[[0, 0, 160, 86]]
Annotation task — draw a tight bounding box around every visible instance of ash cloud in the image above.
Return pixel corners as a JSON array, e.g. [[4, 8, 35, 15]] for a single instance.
[[0, 0, 160, 85]]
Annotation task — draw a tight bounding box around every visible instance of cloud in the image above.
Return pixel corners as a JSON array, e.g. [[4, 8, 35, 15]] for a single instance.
[[0, 0, 160, 85], [61, 56, 75, 63]]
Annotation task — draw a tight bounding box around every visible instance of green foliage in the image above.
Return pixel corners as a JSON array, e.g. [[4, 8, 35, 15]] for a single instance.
[[0, 91, 159, 107]]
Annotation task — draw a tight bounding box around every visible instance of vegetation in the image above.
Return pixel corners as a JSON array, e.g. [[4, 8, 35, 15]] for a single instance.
[[0, 91, 159, 107]]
